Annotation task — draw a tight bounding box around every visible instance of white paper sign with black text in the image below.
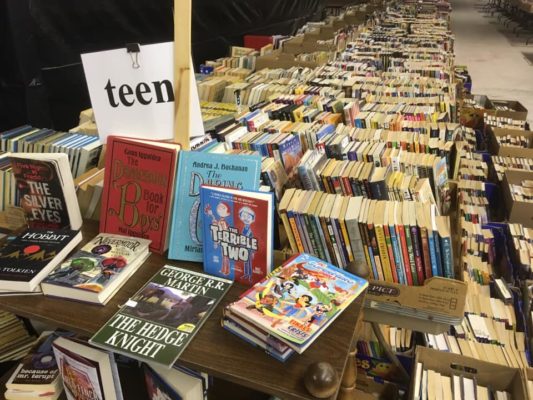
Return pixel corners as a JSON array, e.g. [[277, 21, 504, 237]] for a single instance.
[[81, 42, 204, 143]]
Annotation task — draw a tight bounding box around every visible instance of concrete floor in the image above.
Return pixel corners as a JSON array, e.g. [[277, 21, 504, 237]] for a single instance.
[[451, 0, 533, 123]]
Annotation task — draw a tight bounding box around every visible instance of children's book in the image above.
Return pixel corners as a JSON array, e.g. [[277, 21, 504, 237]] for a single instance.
[[200, 185, 274, 285], [227, 253, 368, 353], [41, 233, 150, 304], [90, 265, 232, 367], [168, 151, 261, 262]]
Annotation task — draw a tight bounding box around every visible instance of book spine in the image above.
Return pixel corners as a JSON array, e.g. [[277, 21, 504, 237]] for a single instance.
[[427, 229, 440, 278], [287, 210, 305, 253], [440, 236, 454, 279], [334, 218, 351, 266], [382, 224, 399, 283], [374, 224, 394, 282], [319, 216, 337, 265], [308, 214, 327, 261], [432, 230, 444, 278], [389, 224, 406, 285], [331, 176, 343, 195], [314, 214, 332, 264], [346, 218, 366, 264], [419, 226, 433, 281], [370, 180, 388, 201], [341, 176, 353, 196], [338, 218, 354, 263], [280, 212, 298, 253], [302, 213, 320, 258], [326, 217, 343, 267], [397, 224, 414, 285], [410, 225, 425, 285], [295, 211, 312, 254], [359, 220, 377, 280]]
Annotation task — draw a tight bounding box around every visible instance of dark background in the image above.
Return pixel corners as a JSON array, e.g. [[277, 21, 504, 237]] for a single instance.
[[0, 0, 326, 132]]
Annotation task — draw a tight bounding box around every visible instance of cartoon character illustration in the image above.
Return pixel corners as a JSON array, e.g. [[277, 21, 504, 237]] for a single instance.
[[247, 280, 279, 315], [271, 294, 314, 327], [205, 201, 231, 276], [307, 303, 332, 327], [93, 256, 127, 284], [238, 206, 256, 281]]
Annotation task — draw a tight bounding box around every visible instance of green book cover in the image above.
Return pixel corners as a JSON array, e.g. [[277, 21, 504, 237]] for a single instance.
[[90, 265, 232, 367]]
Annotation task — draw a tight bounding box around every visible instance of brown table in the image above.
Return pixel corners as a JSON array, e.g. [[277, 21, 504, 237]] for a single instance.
[[0, 221, 365, 400]]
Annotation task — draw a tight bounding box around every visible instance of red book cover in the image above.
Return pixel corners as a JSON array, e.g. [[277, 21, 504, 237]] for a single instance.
[[396, 224, 414, 286], [419, 226, 433, 281], [99, 136, 180, 254]]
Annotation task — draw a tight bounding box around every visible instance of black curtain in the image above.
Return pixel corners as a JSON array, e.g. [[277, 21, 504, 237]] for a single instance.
[[0, 0, 325, 131]]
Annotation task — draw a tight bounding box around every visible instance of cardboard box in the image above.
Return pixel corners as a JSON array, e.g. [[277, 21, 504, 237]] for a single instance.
[[502, 169, 533, 228], [364, 277, 467, 334], [459, 94, 493, 129], [485, 98, 528, 121], [488, 127, 533, 156], [410, 347, 528, 400], [281, 35, 337, 54]]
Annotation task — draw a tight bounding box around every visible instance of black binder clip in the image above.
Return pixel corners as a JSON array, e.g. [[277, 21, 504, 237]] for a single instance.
[[126, 43, 141, 69]]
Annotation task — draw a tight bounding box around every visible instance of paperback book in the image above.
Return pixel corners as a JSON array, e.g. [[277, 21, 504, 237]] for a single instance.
[[9, 153, 82, 230], [168, 150, 261, 262], [99, 136, 180, 254], [0, 229, 82, 292], [41, 233, 151, 305], [143, 363, 205, 400], [201, 185, 274, 285], [226, 253, 368, 353], [90, 265, 232, 367]]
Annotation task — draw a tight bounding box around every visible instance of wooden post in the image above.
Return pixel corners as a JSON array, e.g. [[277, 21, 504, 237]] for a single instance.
[[174, 0, 192, 149]]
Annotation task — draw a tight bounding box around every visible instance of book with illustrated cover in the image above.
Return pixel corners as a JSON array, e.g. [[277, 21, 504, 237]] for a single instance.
[[200, 185, 274, 285], [41, 233, 151, 304], [99, 136, 180, 254], [9, 153, 82, 230], [227, 253, 368, 353], [167, 150, 261, 262], [6, 331, 74, 394], [0, 229, 82, 292], [52, 337, 123, 400], [90, 265, 232, 367]]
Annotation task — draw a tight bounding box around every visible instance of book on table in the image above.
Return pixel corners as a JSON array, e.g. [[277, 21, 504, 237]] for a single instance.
[[41, 233, 151, 305]]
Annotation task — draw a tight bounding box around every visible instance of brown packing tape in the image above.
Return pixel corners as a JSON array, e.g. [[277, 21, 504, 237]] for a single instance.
[[410, 346, 528, 400]]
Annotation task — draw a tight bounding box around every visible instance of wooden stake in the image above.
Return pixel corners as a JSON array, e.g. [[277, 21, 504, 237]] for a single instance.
[[174, 0, 192, 149]]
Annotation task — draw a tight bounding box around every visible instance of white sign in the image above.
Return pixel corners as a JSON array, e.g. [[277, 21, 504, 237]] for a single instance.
[[81, 42, 204, 144]]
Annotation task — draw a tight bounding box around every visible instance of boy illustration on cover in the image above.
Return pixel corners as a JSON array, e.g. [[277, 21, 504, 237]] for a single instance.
[[205, 201, 231, 276], [238, 206, 256, 281]]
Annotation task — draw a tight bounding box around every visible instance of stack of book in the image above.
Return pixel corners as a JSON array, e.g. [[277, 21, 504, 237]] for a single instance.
[[223, 253, 367, 360], [0, 312, 36, 363]]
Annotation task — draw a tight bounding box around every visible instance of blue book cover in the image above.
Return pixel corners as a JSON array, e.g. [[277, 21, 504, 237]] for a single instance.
[[200, 185, 274, 285], [168, 151, 261, 262], [278, 135, 302, 174]]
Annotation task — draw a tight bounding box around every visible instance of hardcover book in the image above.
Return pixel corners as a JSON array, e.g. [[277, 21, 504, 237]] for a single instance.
[[227, 253, 368, 353], [0, 229, 82, 292], [9, 153, 82, 230], [168, 151, 261, 262], [200, 185, 274, 285], [52, 337, 123, 400], [90, 265, 232, 367], [99, 136, 181, 254], [41, 233, 151, 305]]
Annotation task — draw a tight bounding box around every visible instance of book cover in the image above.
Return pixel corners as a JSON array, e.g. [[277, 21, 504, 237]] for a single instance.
[[99, 136, 180, 254], [90, 265, 232, 367], [7, 331, 74, 392], [42, 233, 150, 295], [0, 229, 81, 291], [9, 155, 80, 230], [168, 151, 261, 262], [201, 185, 274, 285], [228, 253, 368, 352], [52, 344, 106, 400]]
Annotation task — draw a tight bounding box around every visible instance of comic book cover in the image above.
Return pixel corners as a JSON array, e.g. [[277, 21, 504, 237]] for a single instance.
[[228, 253, 368, 352], [200, 185, 274, 286]]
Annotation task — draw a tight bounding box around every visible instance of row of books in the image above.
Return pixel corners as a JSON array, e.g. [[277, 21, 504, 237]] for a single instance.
[[279, 189, 453, 283]]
